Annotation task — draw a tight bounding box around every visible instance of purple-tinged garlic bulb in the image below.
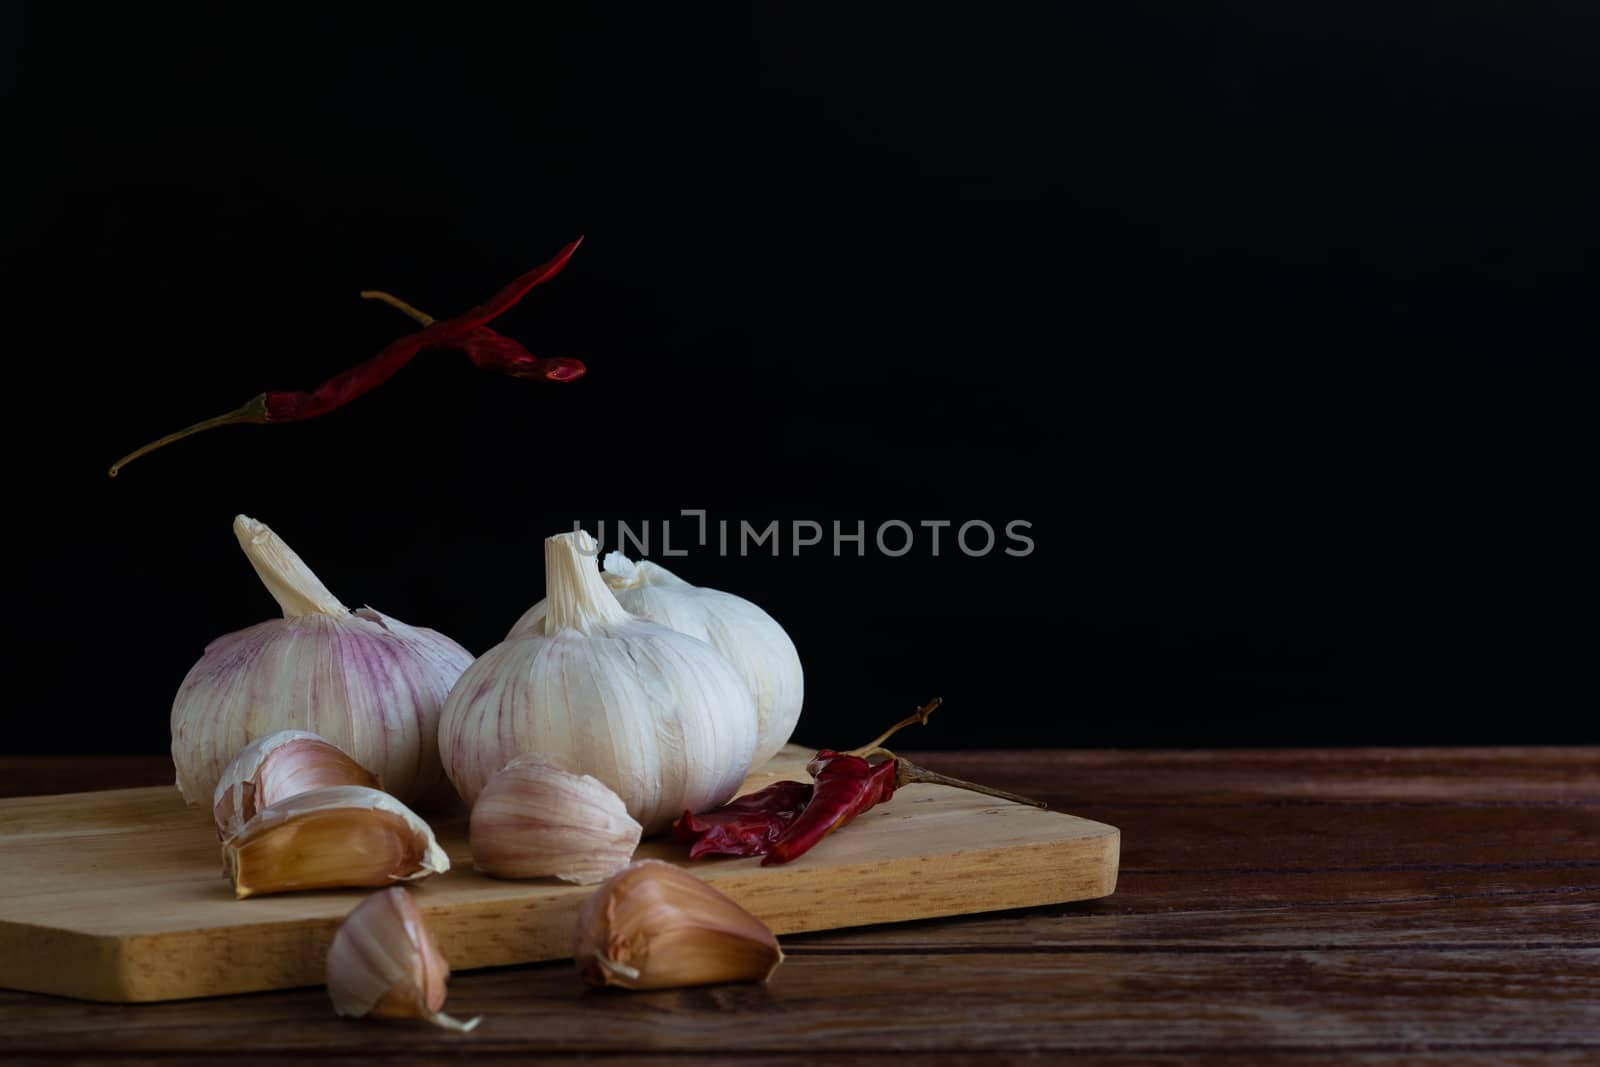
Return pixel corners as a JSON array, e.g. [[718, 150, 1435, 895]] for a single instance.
[[171, 516, 473, 808]]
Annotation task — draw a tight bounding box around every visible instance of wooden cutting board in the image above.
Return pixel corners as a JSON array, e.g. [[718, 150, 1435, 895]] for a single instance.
[[0, 746, 1119, 1003]]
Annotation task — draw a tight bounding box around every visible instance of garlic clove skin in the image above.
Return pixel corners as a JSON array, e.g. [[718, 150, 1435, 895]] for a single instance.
[[212, 730, 380, 838], [171, 516, 473, 811], [327, 887, 480, 1031], [440, 531, 757, 832], [510, 551, 803, 770], [573, 859, 783, 991], [470, 760, 642, 884], [222, 785, 449, 899]]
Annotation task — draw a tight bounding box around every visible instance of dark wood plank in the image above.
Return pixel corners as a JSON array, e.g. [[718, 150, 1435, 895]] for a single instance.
[[0, 755, 173, 798], [791, 890, 1600, 950], [20, 1056, 1600, 1067], [1105, 801, 1600, 868], [917, 748, 1600, 805], [1103, 865, 1600, 914], [4, 945, 1599, 1056]]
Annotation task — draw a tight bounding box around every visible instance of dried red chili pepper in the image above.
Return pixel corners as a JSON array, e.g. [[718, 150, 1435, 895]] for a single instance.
[[671, 779, 813, 859], [358, 292, 586, 383], [674, 699, 1046, 865], [107, 237, 584, 476], [760, 750, 897, 866], [670, 701, 943, 860]]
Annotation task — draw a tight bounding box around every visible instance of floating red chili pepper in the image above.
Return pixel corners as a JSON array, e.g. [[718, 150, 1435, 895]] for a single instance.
[[673, 699, 1046, 866], [107, 237, 584, 476], [357, 292, 586, 383]]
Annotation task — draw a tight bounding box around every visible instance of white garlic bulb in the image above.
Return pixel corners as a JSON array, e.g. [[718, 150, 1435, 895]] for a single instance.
[[470, 759, 642, 883], [439, 530, 756, 833], [171, 516, 473, 808], [512, 552, 803, 769]]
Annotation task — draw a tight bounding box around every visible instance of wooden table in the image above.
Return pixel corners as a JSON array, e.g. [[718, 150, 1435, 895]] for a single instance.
[[2, 749, 1596, 1065]]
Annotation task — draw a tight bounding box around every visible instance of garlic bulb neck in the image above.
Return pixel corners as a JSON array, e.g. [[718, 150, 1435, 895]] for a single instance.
[[233, 515, 349, 618], [544, 531, 631, 634], [602, 552, 690, 591]]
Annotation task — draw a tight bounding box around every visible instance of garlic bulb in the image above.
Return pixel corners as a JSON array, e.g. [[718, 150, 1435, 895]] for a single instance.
[[573, 859, 783, 990], [439, 530, 756, 832], [171, 516, 473, 809], [327, 887, 480, 1031], [470, 759, 642, 883], [222, 784, 449, 898], [212, 730, 379, 838], [512, 552, 803, 769]]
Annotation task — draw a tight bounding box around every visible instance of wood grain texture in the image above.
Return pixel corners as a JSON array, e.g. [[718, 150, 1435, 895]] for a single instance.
[[0, 748, 1596, 1067], [0, 746, 1117, 1003]]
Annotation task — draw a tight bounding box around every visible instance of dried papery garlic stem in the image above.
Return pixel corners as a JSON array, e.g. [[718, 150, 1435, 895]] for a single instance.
[[574, 859, 783, 990], [236, 515, 349, 617], [327, 887, 480, 1031], [212, 730, 380, 838], [222, 785, 449, 899], [470, 760, 642, 884]]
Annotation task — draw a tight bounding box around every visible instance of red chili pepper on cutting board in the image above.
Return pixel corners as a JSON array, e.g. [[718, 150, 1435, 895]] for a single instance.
[[760, 751, 899, 866], [672, 699, 1046, 866], [107, 237, 584, 476], [671, 779, 813, 859]]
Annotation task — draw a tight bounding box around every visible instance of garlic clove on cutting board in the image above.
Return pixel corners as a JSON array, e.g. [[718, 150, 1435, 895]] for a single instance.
[[470, 759, 642, 884], [221, 785, 448, 899], [211, 730, 380, 839]]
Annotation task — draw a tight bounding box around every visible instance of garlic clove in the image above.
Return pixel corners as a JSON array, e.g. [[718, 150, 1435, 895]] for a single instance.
[[573, 859, 783, 990], [212, 730, 381, 838], [470, 760, 642, 884], [327, 887, 480, 1031], [222, 785, 449, 899]]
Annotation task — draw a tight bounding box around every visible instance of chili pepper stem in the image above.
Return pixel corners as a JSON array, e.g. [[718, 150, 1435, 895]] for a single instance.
[[846, 698, 942, 757], [107, 394, 271, 478], [361, 290, 436, 327], [888, 753, 1048, 809]]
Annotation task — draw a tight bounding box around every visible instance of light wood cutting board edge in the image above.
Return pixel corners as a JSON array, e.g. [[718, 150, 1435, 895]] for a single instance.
[[0, 749, 1120, 1003]]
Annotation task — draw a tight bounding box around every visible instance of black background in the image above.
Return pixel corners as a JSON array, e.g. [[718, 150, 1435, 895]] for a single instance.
[[5, 5, 1598, 754]]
